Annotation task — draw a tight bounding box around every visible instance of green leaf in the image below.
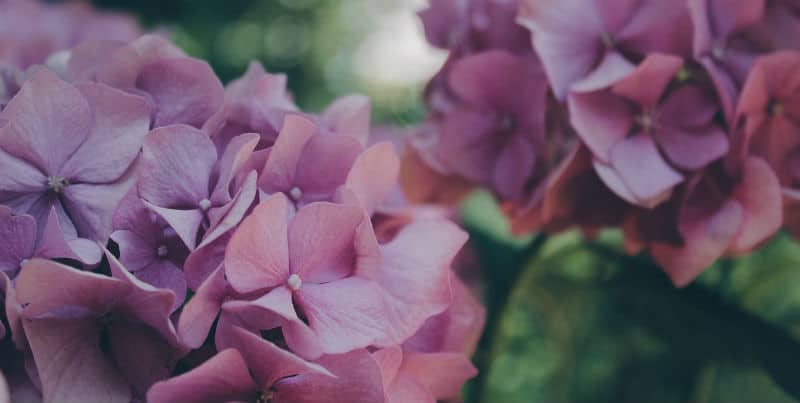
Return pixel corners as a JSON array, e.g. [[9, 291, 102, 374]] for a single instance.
[[482, 235, 800, 403]]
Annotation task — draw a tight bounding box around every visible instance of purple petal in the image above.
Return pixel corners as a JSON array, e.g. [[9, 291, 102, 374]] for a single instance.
[[58, 83, 149, 183], [320, 94, 372, 145], [139, 124, 217, 209], [0, 206, 35, 274], [567, 91, 634, 162], [136, 58, 224, 128], [23, 318, 131, 403], [609, 134, 684, 207], [259, 114, 317, 192], [0, 68, 91, 175], [178, 264, 227, 349]]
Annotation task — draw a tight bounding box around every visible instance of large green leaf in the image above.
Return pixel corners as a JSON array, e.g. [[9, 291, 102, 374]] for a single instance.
[[479, 234, 800, 403]]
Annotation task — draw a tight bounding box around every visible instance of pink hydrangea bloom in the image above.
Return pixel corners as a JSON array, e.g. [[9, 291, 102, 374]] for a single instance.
[[569, 53, 728, 208], [518, 0, 693, 99]]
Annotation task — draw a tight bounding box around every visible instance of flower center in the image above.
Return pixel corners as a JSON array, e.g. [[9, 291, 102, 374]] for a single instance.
[[287, 274, 302, 291], [198, 198, 212, 211], [500, 114, 517, 132], [675, 67, 691, 82], [46, 176, 69, 193], [711, 42, 726, 60], [636, 110, 656, 133], [256, 390, 273, 403], [771, 101, 785, 118], [288, 186, 303, 201], [601, 32, 615, 49], [156, 245, 168, 258]]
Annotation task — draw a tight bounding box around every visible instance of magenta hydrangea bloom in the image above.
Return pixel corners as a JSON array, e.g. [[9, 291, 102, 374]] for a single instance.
[[569, 53, 728, 208], [418, 0, 531, 54], [222, 194, 387, 358], [0, 68, 149, 247], [15, 252, 183, 403], [425, 50, 549, 201], [0, 0, 141, 69], [111, 190, 189, 310], [518, 0, 693, 99], [65, 35, 224, 129], [138, 124, 258, 250], [688, 0, 768, 119], [204, 61, 299, 150], [148, 326, 385, 403], [735, 50, 800, 236]]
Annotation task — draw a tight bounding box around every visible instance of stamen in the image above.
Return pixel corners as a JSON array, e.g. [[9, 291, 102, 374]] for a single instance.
[[46, 176, 69, 193], [198, 198, 212, 211], [287, 274, 302, 291], [601, 32, 615, 48], [676, 67, 691, 82], [711, 43, 726, 60], [289, 186, 303, 201], [636, 111, 655, 132], [771, 102, 785, 118], [156, 245, 168, 258]]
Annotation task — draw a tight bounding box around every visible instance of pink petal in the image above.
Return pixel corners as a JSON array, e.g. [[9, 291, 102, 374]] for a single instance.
[[492, 135, 536, 200], [400, 352, 477, 400], [35, 207, 102, 265], [571, 51, 636, 93], [142, 202, 205, 251], [203, 171, 258, 248], [259, 114, 317, 192], [135, 260, 187, 312], [652, 199, 744, 287], [108, 321, 176, 397], [209, 132, 259, 204], [344, 142, 400, 213], [0, 206, 35, 273], [61, 172, 137, 242], [0, 68, 91, 175], [289, 202, 366, 282], [655, 125, 729, 170], [58, 82, 150, 182], [184, 231, 230, 290], [136, 58, 224, 128], [295, 278, 387, 354], [229, 326, 332, 388], [609, 134, 684, 207], [728, 157, 782, 252], [611, 53, 684, 107], [225, 193, 291, 294], [147, 349, 259, 403], [16, 259, 129, 318], [375, 219, 466, 346], [23, 318, 131, 403], [139, 124, 217, 209], [320, 94, 372, 145], [274, 349, 385, 403], [294, 134, 363, 202], [178, 264, 227, 349], [567, 91, 635, 162]]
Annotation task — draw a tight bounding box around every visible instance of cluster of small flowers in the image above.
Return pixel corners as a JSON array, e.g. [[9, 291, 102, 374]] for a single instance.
[[0, 1, 484, 402], [407, 0, 800, 286]]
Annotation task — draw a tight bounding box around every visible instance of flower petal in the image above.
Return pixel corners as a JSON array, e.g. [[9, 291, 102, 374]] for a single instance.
[[225, 193, 291, 294]]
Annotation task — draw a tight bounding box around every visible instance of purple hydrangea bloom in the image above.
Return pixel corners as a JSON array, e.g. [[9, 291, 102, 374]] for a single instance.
[[0, 68, 149, 248]]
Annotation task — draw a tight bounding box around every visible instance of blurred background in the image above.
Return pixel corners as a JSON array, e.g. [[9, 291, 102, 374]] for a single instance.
[[73, 1, 800, 402], [90, 0, 445, 125]]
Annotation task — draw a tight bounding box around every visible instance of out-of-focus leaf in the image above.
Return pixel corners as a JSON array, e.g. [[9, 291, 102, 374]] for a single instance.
[[483, 235, 800, 403]]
